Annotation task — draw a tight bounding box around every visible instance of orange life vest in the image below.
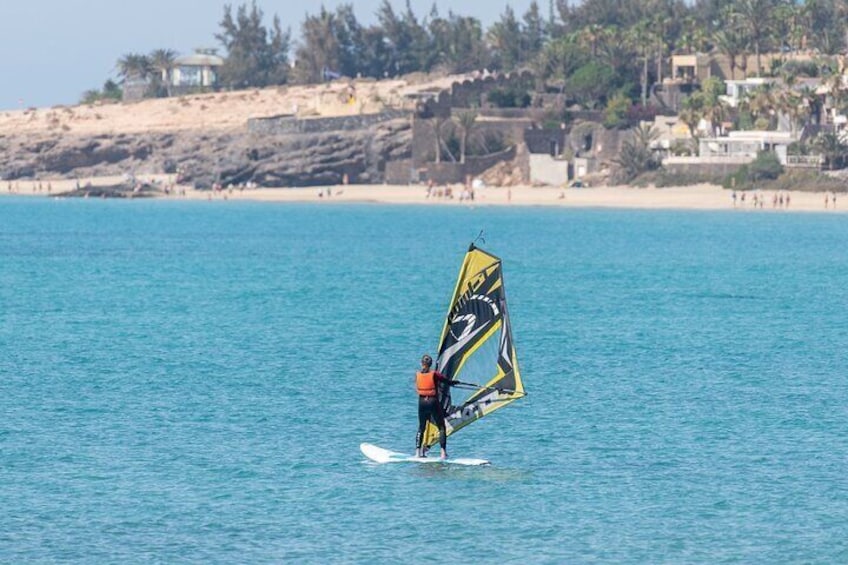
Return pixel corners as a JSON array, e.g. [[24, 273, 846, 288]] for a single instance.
[[416, 371, 437, 396]]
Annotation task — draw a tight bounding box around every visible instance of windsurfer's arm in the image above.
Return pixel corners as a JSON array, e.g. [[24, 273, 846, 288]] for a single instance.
[[435, 371, 458, 386]]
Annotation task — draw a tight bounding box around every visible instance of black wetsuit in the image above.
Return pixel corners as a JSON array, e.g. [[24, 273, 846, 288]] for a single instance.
[[416, 395, 446, 450], [416, 372, 451, 451]]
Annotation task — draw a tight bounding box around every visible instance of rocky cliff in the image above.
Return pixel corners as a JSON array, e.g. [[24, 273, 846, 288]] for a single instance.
[[0, 117, 412, 188]]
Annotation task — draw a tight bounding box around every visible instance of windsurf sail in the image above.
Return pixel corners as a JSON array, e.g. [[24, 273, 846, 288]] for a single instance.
[[422, 243, 525, 448]]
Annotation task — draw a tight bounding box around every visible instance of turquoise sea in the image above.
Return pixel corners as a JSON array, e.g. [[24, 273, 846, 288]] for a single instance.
[[1, 197, 847, 563]]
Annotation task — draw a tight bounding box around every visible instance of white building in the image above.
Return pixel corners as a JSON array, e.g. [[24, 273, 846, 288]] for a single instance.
[[720, 78, 777, 108], [172, 49, 224, 91]]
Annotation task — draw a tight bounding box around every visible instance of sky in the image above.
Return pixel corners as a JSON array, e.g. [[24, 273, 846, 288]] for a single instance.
[[0, 0, 542, 111]]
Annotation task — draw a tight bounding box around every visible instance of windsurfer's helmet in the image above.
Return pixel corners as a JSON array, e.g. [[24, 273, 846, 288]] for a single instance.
[[421, 354, 433, 367]]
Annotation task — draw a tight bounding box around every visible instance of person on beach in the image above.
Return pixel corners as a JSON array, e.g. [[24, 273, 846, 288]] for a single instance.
[[415, 354, 456, 459]]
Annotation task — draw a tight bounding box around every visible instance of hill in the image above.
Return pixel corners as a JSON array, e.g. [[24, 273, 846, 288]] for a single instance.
[[0, 74, 469, 187]]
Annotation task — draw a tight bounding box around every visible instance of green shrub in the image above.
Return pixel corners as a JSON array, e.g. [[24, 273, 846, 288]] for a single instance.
[[80, 79, 123, 105], [749, 150, 784, 181], [781, 59, 820, 77], [670, 140, 693, 156], [635, 170, 723, 187], [736, 110, 754, 130], [603, 92, 631, 129], [567, 62, 616, 109], [769, 170, 845, 192], [487, 87, 531, 108], [723, 164, 751, 189]]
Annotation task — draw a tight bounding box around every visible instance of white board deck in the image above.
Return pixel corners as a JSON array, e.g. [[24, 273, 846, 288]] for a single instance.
[[360, 442, 490, 466]]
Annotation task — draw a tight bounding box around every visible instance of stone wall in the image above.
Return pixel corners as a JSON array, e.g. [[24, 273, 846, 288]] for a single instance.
[[529, 154, 570, 186], [416, 71, 535, 118], [411, 116, 529, 167], [525, 129, 568, 155], [579, 126, 627, 161], [424, 146, 517, 184], [247, 109, 408, 135], [385, 159, 416, 184], [567, 110, 604, 123]]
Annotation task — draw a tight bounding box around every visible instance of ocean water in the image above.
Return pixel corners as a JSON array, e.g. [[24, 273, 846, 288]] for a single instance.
[[1, 197, 847, 563]]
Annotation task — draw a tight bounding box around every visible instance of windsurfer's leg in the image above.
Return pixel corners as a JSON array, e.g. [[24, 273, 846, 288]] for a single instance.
[[415, 398, 429, 456], [435, 409, 447, 458]]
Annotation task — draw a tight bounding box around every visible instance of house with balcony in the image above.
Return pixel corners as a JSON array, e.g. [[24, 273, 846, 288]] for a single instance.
[[669, 54, 712, 85]]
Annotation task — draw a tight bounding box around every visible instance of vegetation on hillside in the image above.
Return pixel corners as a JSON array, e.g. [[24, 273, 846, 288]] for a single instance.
[[95, 1, 848, 106], [79, 0, 848, 185]]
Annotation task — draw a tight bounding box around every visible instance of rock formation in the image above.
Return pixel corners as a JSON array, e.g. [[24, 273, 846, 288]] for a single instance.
[[0, 118, 411, 189]]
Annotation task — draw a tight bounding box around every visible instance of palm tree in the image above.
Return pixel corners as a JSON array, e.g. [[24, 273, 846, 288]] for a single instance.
[[679, 93, 705, 153], [797, 85, 822, 127], [455, 110, 478, 164], [713, 28, 743, 80], [614, 123, 661, 182], [149, 49, 177, 97], [576, 23, 604, 58], [116, 53, 152, 83], [431, 116, 450, 164], [700, 77, 727, 136], [779, 90, 808, 135], [649, 14, 672, 84], [747, 82, 778, 128], [738, 44, 750, 79], [678, 101, 702, 139], [678, 16, 705, 55], [823, 71, 848, 120], [771, 2, 794, 55], [732, 0, 776, 77], [627, 20, 653, 106], [791, 2, 810, 53], [813, 131, 848, 170]]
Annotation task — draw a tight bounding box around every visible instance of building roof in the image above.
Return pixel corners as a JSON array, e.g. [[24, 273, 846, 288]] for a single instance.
[[175, 52, 224, 67]]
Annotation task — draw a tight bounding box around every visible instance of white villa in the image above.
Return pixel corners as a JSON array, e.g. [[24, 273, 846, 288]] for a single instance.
[[171, 49, 224, 92], [699, 130, 795, 162]]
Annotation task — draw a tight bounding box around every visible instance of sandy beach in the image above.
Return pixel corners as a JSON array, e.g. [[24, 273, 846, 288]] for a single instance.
[[2, 177, 845, 212]]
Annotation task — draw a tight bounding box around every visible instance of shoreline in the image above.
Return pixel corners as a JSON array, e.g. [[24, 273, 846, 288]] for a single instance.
[[2, 177, 845, 213]]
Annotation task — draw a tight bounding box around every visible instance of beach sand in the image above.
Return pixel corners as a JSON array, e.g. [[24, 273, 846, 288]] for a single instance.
[[2, 177, 844, 213]]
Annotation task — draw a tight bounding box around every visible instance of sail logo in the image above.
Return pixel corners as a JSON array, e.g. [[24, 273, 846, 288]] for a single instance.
[[447, 391, 498, 430], [448, 294, 499, 341], [449, 265, 500, 321], [439, 294, 501, 371]]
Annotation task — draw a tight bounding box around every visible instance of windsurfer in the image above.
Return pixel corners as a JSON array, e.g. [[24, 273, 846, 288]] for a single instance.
[[415, 354, 455, 459]]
